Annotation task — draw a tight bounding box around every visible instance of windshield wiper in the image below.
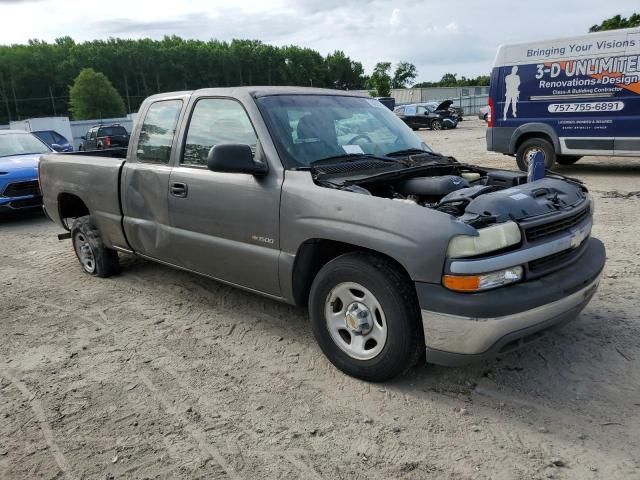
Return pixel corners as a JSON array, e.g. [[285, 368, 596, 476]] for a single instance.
[[309, 153, 399, 167], [384, 148, 435, 157]]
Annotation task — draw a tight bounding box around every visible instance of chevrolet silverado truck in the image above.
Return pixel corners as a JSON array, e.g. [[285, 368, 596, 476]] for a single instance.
[[39, 87, 605, 381]]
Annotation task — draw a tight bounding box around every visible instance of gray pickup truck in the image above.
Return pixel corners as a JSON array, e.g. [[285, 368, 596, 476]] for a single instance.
[[40, 87, 605, 381]]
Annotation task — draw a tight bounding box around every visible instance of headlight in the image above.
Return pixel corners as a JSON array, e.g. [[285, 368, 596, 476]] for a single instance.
[[447, 221, 521, 258], [443, 266, 523, 292]]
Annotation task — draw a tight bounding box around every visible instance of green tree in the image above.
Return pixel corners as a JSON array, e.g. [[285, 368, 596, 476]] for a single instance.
[[367, 62, 392, 97], [68, 68, 126, 120], [0, 36, 368, 123], [590, 13, 640, 32], [391, 61, 417, 88]]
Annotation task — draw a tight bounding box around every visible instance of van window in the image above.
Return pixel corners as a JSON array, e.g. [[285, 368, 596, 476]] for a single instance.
[[136, 100, 182, 163]]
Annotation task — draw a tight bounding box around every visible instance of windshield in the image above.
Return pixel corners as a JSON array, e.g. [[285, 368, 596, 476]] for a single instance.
[[0, 132, 50, 157], [257, 95, 431, 168]]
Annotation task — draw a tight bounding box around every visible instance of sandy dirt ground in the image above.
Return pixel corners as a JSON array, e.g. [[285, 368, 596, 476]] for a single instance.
[[1, 118, 639, 480]]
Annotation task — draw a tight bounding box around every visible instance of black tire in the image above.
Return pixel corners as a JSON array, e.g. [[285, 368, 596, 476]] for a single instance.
[[515, 137, 556, 171], [430, 119, 443, 131], [308, 252, 423, 382], [483, 113, 488, 122], [71, 215, 120, 278], [556, 155, 582, 166]]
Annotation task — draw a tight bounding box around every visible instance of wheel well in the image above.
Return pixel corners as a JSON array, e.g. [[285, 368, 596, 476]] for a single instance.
[[514, 132, 555, 153], [58, 193, 89, 229], [291, 239, 412, 307]]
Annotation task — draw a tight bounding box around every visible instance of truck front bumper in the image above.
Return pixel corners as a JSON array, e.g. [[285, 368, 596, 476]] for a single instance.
[[416, 237, 605, 366]]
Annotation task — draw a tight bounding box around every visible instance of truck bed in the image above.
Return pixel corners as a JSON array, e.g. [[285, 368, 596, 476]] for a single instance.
[[39, 152, 128, 248]]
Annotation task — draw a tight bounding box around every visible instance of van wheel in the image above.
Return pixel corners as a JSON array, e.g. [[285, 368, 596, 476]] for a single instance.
[[308, 252, 424, 382], [431, 119, 443, 130], [71, 215, 120, 278], [556, 155, 582, 165], [516, 138, 556, 171]]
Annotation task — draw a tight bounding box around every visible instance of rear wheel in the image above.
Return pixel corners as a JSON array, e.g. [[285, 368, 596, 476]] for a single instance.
[[556, 155, 582, 165], [516, 138, 556, 171], [71, 215, 120, 278], [308, 252, 423, 382], [431, 119, 443, 131]]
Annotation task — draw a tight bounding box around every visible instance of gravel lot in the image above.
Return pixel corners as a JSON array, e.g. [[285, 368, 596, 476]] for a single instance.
[[1, 118, 639, 480]]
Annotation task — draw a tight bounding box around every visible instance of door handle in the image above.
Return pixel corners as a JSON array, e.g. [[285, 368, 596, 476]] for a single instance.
[[170, 182, 188, 198]]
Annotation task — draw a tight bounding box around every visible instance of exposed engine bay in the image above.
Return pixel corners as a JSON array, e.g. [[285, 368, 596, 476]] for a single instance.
[[312, 155, 589, 228]]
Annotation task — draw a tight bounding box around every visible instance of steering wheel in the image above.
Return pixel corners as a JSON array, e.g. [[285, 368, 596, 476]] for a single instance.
[[348, 134, 373, 145]]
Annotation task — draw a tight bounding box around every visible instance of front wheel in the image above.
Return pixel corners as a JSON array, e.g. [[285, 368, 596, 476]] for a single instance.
[[71, 215, 120, 277], [431, 119, 443, 131], [516, 138, 556, 171], [308, 252, 424, 382]]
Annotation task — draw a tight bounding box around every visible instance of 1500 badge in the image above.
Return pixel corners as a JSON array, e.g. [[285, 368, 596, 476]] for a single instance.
[[251, 235, 275, 244]]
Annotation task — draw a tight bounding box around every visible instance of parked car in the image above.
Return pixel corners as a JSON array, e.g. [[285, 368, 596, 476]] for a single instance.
[[32, 130, 74, 152], [394, 101, 458, 130], [40, 87, 604, 381], [0, 130, 51, 213], [486, 26, 640, 170], [79, 124, 130, 151], [478, 105, 490, 121], [449, 103, 464, 120]]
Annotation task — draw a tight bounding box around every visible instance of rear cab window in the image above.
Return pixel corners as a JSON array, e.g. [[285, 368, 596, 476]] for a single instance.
[[98, 126, 128, 137], [136, 100, 183, 163]]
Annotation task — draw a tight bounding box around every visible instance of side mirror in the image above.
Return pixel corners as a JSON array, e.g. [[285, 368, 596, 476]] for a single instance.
[[207, 144, 267, 175], [81, 135, 86, 140]]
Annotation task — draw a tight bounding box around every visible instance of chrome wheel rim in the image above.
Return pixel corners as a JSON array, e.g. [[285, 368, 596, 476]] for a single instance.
[[74, 233, 96, 273], [324, 282, 387, 361], [432, 121, 442, 130]]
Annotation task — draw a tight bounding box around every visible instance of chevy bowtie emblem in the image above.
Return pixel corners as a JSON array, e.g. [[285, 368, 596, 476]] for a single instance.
[[570, 226, 589, 249]]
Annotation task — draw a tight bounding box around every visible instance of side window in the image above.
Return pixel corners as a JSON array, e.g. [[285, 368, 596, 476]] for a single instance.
[[136, 100, 183, 164], [395, 107, 405, 115], [89, 129, 96, 141], [182, 98, 257, 166], [416, 106, 427, 114]]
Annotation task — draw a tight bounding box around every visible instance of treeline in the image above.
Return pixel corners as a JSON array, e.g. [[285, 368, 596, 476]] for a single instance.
[[0, 36, 367, 123], [413, 73, 490, 88]]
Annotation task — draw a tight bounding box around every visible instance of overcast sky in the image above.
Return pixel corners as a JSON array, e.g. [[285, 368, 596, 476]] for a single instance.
[[1, 0, 638, 81]]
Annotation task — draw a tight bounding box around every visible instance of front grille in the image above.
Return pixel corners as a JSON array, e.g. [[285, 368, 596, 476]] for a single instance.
[[528, 238, 588, 276], [2, 180, 40, 198], [524, 206, 590, 242], [529, 248, 575, 273]]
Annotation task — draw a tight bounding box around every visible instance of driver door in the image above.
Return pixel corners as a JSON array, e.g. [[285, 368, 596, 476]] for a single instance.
[[167, 97, 282, 296]]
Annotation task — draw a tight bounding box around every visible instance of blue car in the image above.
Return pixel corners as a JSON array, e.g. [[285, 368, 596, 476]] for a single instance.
[[32, 130, 74, 152], [0, 130, 52, 213]]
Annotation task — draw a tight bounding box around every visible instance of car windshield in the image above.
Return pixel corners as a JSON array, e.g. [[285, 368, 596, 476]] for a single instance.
[[257, 95, 432, 168], [0, 132, 50, 157]]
